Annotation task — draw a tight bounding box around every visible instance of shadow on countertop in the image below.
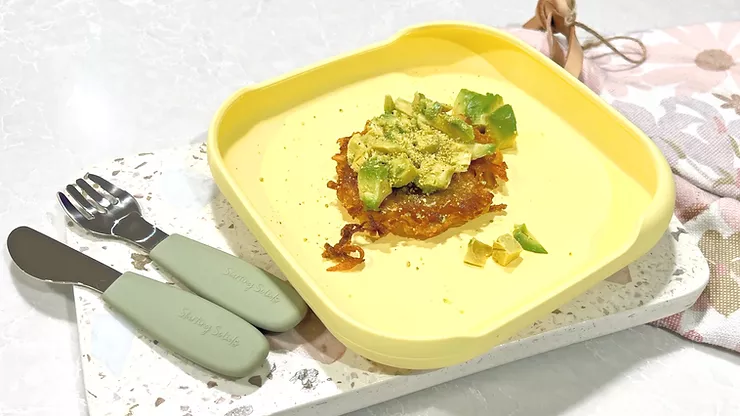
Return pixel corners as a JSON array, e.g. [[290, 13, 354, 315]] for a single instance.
[[5, 242, 77, 323], [347, 326, 740, 416]]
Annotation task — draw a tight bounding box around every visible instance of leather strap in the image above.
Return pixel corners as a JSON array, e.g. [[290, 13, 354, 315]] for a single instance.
[[523, 0, 583, 78]]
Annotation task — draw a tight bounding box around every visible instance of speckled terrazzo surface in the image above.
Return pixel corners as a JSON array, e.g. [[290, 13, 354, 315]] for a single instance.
[[59, 143, 708, 416]]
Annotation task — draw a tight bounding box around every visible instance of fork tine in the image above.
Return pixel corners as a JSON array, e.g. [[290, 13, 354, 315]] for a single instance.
[[66, 184, 96, 212], [58, 192, 92, 223], [86, 174, 128, 199], [75, 178, 109, 206]]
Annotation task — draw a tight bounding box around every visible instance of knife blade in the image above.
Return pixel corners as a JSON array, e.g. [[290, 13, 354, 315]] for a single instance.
[[8, 226, 120, 292], [7, 226, 269, 378]]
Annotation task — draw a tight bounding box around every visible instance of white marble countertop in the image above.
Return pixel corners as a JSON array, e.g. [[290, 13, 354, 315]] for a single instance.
[[3, 1, 740, 415]]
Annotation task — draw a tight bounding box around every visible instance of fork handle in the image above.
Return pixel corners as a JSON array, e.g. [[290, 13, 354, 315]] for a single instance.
[[149, 234, 308, 332], [102, 271, 269, 377]]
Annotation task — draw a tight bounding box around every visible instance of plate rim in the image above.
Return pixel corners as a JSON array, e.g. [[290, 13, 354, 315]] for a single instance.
[[206, 20, 676, 368]]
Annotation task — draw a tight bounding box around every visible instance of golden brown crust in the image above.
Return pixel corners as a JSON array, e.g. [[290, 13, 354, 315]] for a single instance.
[[322, 123, 509, 271]]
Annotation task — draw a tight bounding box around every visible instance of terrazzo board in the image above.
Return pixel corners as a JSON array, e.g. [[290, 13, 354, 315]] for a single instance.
[[58, 142, 709, 416]]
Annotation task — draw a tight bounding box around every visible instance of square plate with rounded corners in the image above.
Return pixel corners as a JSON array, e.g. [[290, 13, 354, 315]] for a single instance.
[[207, 22, 674, 369]]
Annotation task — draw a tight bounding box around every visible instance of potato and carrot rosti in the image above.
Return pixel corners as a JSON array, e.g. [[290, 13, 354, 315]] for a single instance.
[[323, 89, 518, 271]]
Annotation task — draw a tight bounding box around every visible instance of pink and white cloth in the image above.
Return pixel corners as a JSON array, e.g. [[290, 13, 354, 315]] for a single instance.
[[509, 21, 740, 352]]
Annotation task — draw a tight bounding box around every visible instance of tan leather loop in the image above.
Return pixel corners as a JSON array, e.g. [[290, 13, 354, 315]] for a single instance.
[[523, 0, 584, 78]]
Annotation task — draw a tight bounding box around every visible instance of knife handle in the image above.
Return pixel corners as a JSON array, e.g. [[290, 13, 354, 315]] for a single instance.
[[102, 271, 269, 378], [149, 234, 308, 332]]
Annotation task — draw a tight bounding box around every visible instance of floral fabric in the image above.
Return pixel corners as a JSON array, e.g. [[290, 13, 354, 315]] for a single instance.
[[510, 22, 740, 352]]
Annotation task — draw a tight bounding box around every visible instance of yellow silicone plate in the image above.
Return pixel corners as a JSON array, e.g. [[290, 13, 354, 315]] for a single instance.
[[207, 22, 674, 369]]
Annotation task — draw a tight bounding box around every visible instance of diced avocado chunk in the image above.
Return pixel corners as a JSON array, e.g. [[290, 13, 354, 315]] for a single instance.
[[464, 237, 493, 267], [512, 223, 547, 254], [491, 233, 523, 266], [415, 160, 456, 193], [384, 95, 395, 113], [412, 92, 452, 115], [397, 93, 475, 143], [453, 89, 504, 125], [393, 98, 414, 117], [347, 133, 369, 171], [388, 155, 417, 187], [414, 134, 440, 153], [485, 104, 518, 150], [357, 157, 392, 211], [437, 116, 475, 144], [441, 142, 472, 173], [370, 139, 403, 153], [452, 89, 478, 117], [470, 143, 497, 159]]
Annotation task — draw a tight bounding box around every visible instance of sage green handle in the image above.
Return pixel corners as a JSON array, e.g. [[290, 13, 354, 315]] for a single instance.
[[149, 234, 308, 332], [102, 271, 269, 378]]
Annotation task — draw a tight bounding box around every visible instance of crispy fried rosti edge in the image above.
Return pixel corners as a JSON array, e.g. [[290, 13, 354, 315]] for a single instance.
[[322, 122, 509, 271]]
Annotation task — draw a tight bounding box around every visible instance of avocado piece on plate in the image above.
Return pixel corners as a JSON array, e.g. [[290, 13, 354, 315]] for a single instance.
[[470, 143, 497, 159], [393, 97, 414, 117], [432, 116, 475, 144], [453, 89, 504, 125], [512, 223, 547, 254], [384, 94, 395, 113], [387, 154, 417, 187], [485, 104, 518, 150], [395, 93, 475, 143], [491, 233, 523, 266], [464, 237, 494, 267], [370, 138, 404, 153], [346, 133, 370, 171], [415, 159, 457, 193], [357, 157, 392, 211]]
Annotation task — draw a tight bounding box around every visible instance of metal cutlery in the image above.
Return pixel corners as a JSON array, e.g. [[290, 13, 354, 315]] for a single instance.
[[7, 226, 269, 378], [57, 173, 307, 333]]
